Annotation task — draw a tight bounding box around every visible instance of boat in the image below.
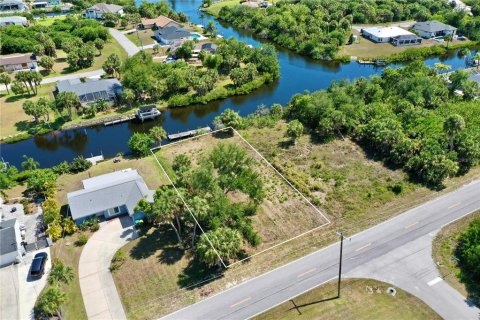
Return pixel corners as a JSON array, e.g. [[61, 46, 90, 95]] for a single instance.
[[136, 105, 162, 122]]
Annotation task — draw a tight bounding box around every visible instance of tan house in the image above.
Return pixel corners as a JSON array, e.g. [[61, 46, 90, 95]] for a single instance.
[[140, 15, 179, 30], [0, 54, 37, 71]]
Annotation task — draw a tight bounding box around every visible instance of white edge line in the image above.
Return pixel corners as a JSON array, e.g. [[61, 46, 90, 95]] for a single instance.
[[159, 180, 480, 320]]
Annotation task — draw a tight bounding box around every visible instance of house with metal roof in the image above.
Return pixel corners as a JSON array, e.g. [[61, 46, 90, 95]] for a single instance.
[[0, 0, 26, 13], [361, 26, 421, 46], [391, 34, 422, 46], [0, 15, 28, 26], [0, 54, 37, 71], [0, 218, 25, 267], [56, 78, 123, 105], [67, 169, 154, 225], [84, 3, 123, 19], [32, 0, 61, 9], [412, 21, 457, 39], [154, 24, 192, 45]]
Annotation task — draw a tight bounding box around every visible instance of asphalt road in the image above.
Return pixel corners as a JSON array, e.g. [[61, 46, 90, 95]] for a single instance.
[[163, 180, 480, 320]]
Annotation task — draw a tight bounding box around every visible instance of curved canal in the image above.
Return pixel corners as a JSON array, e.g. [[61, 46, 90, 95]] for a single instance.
[[1, 0, 475, 168]]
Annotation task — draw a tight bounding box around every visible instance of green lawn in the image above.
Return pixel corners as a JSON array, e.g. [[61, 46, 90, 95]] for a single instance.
[[432, 211, 480, 306], [254, 279, 441, 320], [125, 29, 156, 46], [35, 15, 66, 27], [204, 0, 246, 17]]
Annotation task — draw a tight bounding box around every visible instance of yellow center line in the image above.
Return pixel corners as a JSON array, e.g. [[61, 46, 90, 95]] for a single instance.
[[448, 202, 461, 209], [230, 297, 252, 308], [355, 243, 371, 252], [297, 268, 317, 278], [405, 221, 419, 229]]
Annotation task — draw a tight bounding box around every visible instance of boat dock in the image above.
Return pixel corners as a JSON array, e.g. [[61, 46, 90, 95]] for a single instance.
[[167, 127, 212, 141], [104, 115, 136, 126], [136, 105, 162, 122]]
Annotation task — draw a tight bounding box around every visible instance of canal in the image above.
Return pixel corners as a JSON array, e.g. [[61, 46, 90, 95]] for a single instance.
[[0, 0, 475, 168]]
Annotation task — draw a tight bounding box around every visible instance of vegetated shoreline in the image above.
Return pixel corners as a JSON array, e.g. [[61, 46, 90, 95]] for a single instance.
[[0, 74, 271, 145]]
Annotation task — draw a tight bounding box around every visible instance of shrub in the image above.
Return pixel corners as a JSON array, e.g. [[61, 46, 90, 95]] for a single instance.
[[20, 198, 30, 214], [69, 156, 92, 173], [62, 218, 77, 235], [110, 249, 126, 271], [389, 182, 404, 195], [75, 234, 89, 246], [458, 218, 480, 281]]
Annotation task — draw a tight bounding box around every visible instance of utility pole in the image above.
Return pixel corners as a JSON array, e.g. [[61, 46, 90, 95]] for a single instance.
[[336, 231, 344, 298]]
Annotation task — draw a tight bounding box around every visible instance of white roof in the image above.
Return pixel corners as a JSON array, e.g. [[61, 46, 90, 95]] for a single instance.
[[362, 26, 414, 38], [82, 168, 137, 189]]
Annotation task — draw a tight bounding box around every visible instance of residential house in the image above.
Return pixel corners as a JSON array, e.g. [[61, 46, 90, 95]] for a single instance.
[[241, 1, 259, 8], [0, 0, 26, 13], [0, 15, 28, 26], [154, 24, 192, 45], [84, 3, 123, 19], [0, 219, 25, 267], [139, 15, 179, 30], [361, 26, 421, 46], [67, 169, 154, 225], [0, 54, 37, 71], [56, 78, 123, 105], [412, 21, 457, 39], [32, 0, 61, 9], [199, 42, 218, 54]]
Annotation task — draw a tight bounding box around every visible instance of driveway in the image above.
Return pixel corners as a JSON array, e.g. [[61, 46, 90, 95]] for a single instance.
[[0, 265, 19, 319], [78, 216, 137, 320], [108, 28, 140, 57]]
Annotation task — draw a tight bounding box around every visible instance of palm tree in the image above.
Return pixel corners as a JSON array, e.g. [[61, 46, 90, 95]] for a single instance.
[[434, 62, 452, 74], [48, 260, 75, 285], [444, 114, 465, 151], [21, 155, 39, 170], [55, 92, 80, 120], [149, 126, 167, 145], [36, 286, 67, 319], [186, 196, 209, 247], [196, 227, 242, 267], [444, 33, 453, 49], [149, 187, 185, 245], [0, 73, 11, 94]]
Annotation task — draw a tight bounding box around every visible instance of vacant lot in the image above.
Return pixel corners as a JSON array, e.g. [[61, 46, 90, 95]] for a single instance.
[[113, 123, 480, 319], [432, 210, 480, 305], [155, 130, 329, 257], [126, 29, 156, 46], [255, 278, 440, 320]]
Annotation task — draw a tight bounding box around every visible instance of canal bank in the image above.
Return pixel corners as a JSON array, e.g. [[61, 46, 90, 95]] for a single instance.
[[0, 0, 476, 168]]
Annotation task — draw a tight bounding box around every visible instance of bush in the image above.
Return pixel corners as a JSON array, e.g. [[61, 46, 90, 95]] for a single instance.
[[75, 234, 89, 246], [69, 156, 92, 173], [20, 198, 30, 214], [458, 218, 480, 281], [388, 182, 404, 195], [110, 249, 126, 271], [79, 216, 100, 232]]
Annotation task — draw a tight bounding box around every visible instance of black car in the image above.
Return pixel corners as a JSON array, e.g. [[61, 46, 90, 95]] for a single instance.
[[30, 252, 48, 279]]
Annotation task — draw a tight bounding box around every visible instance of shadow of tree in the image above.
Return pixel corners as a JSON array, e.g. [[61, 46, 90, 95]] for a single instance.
[[129, 225, 182, 261], [177, 256, 223, 289]]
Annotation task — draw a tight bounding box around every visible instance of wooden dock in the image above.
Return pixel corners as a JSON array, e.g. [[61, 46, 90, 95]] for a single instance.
[[167, 127, 212, 141], [104, 115, 135, 126]]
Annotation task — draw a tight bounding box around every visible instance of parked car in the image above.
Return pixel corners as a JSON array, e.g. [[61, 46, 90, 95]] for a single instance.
[[30, 252, 48, 279]]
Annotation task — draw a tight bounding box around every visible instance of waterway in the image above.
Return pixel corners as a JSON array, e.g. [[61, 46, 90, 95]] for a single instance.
[[0, 0, 475, 168]]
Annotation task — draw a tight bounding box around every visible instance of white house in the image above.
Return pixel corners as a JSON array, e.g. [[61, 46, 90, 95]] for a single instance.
[[0, 219, 25, 267], [0, 54, 38, 71], [0, 15, 28, 26], [361, 26, 422, 46], [412, 21, 457, 39], [84, 3, 123, 19], [67, 169, 154, 225], [0, 0, 26, 13]]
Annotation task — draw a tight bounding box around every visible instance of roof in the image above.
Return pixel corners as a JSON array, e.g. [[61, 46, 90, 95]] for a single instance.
[[87, 3, 123, 13], [362, 26, 414, 38], [67, 169, 154, 221], [242, 1, 259, 7], [201, 43, 218, 51], [155, 25, 191, 40], [0, 0, 24, 5], [141, 15, 177, 28], [57, 78, 122, 103], [138, 105, 158, 112], [0, 15, 27, 23], [392, 34, 421, 41], [0, 219, 18, 255], [413, 20, 457, 33], [0, 54, 35, 66]]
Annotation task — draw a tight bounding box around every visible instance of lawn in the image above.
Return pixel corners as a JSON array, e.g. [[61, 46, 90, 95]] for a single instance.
[[340, 30, 471, 59], [432, 210, 480, 306], [49, 233, 88, 320], [204, 0, 251, 17], [55, 156, 169, 206], [111, 122, 480, 319], [125, 29, 156, 47], [35, 15, 66, 27], [254, 278, 440, 320]]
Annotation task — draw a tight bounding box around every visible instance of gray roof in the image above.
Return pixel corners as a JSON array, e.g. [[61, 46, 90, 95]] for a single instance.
[[67, 169, 154, 221], [0, 15, 27, 23], [201, 43, 218, 51], [393, 34, 421, 41], [57, 78, 122, 103], [413, 21, 457, 33], [0, 219, 18, 255], [87, 3, 123, 13], [155, 25, 191, 41]]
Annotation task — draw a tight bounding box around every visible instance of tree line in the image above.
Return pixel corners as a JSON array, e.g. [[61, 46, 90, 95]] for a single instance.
[[137, 141, 265, 267], [217, 0, 478, 60]]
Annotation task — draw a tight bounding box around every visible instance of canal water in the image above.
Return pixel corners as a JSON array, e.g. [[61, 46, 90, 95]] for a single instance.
[[0, 0, 474, 168]]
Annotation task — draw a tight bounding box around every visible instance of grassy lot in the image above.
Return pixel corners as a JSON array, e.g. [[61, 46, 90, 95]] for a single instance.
[[111, 122, 480, 319], [255, 278, 440, 320], [340, 30, 471, 59], [0, 83, 57, 138], [126, 29, 156, 46], [204, 0, 248, 17], [432, 210, 480, 305], [49, 233, 88, 320], [35, 16, 66, 27], [55, 156, 169, 206]]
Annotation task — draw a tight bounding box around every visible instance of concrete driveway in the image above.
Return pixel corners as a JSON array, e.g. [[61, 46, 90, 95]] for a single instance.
[[78, 216, 137, 320], [0, 248, 51, 320], [108, 28, 140, 57]]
